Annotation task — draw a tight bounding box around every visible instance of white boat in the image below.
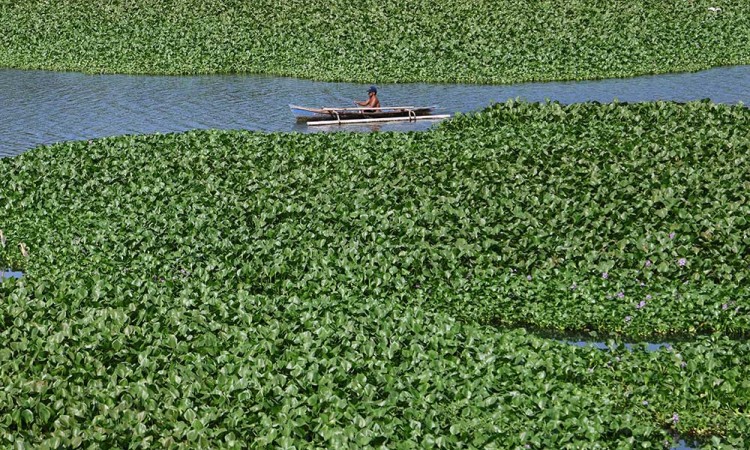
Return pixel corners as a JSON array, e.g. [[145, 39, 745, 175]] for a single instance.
[[290, 104, 446, 125]]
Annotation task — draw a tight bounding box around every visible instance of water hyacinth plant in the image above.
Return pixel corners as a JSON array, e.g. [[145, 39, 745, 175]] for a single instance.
[[0, 100, 749, 447], [1, 0, 750, 83], [0, 229, 27, 273]]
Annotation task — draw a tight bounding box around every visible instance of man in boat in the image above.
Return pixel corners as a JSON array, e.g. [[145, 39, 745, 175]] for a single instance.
[[355, 86, 381, 111]]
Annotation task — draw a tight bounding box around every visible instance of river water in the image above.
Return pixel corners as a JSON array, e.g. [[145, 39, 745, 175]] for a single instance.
[[2, 65, 750, 157]]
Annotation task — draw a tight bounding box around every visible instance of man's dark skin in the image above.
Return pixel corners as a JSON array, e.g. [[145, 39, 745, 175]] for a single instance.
[[355, 87, 381, 109]]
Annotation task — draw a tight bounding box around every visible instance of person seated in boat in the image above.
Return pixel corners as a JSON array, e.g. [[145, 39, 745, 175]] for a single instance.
[[355, 86, 381, 111]]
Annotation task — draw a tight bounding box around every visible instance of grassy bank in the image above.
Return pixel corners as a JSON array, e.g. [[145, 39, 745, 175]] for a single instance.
[[1, 101, 749, 447], [1, 0, 749, 83]]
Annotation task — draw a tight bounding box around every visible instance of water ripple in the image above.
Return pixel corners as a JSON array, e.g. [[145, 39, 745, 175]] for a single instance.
[[2, 66, 750, 157]]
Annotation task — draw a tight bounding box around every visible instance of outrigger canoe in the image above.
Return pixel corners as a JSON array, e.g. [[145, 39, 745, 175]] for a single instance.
[[290, 104, 449, 125]]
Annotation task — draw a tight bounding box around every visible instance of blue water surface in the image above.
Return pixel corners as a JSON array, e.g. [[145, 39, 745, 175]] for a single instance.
[[0, 270, 23, 280], [2, 65, 750, 156]]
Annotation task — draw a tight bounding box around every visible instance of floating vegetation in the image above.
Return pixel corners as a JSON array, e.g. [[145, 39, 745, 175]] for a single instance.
[[0, 101, 748, 447], [0, 229, 27, 272], [1, 1, 749, 83]]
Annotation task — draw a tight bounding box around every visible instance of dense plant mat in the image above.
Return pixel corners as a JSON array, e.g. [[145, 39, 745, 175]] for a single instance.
[[1, 0, 750, 83], [1, 101, 749, 446]]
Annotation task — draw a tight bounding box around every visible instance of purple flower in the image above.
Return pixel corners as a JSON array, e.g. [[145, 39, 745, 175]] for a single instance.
[[669, 232, 676, 240], [602, 272, 609, 279], [570, 282, 577, 290], [678, 258, 687, 267], [625, 315, 632, 322], [645, 259, 652, 267], [617, 291, 625, 299], [636, 300, 646, 309], [527, 275, 532, 281], [722, 303, 728, 310], [672, 413, 679, 423], [642, 400, 649, 406], [681, 361, 687, 368], [646, 294, 652, 300]]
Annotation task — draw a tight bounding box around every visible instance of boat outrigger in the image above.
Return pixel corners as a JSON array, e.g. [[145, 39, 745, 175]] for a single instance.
[[290, 104, 450, 126]]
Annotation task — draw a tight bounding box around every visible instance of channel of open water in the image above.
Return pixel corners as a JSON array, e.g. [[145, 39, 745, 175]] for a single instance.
[[2, 65, 750, 157], [0, 270, 23, 280]]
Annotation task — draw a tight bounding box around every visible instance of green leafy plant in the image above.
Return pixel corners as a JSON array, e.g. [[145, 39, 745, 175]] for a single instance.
[[1, 0, 749, 83], [0, 101, 749, 447]]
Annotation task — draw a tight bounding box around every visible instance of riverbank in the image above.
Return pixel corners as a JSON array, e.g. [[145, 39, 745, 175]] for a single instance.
[[1, 0, 749, 83], [1, 101, 748, 447]]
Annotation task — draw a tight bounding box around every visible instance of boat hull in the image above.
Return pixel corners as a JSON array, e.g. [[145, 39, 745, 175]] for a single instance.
[[290, 104, 437, 123]]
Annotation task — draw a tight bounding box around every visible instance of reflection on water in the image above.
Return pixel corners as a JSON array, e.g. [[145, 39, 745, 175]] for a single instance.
[[0, 270, 23, 280], [673, 440, 699, 450], [2, 65, 750, 157], [565, 340, 670, 352]]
